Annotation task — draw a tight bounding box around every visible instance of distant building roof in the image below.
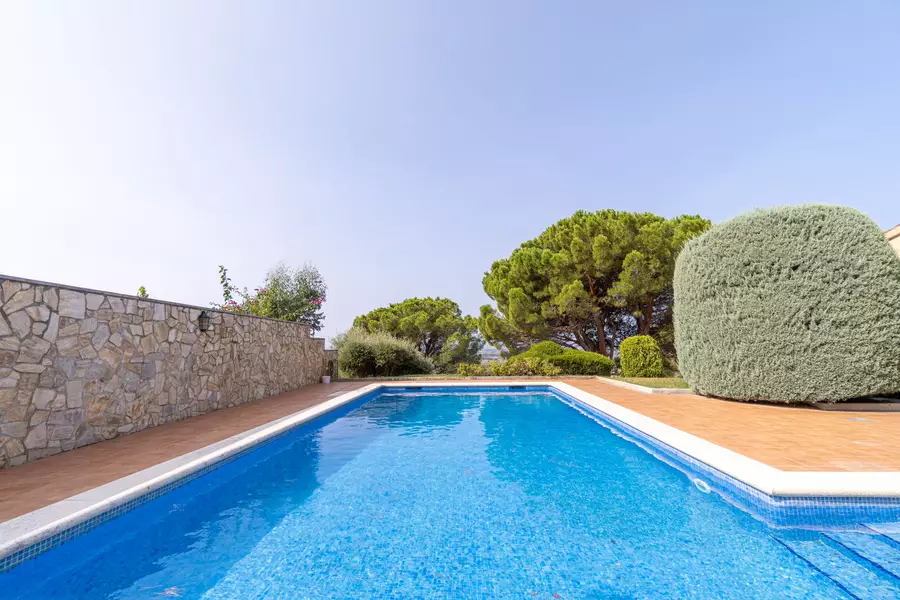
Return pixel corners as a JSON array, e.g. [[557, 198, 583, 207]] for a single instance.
[[887, 225, 900, 256]]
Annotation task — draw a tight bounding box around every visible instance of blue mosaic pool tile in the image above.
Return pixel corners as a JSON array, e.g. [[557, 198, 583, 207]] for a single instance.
[[0, 443, 252, 572], [2, 384, 899, 576], [3, 387, 898, 598]]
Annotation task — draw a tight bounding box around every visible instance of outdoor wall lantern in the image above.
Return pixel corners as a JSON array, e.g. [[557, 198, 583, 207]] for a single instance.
[[198, 311, 211, 332]]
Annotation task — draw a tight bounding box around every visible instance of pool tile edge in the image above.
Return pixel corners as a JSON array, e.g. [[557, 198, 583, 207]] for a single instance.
[[0, 383, 383, 569], [549, 382, 900, 498]]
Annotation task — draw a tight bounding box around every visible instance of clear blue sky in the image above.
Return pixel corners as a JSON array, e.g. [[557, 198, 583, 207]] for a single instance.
[[2, 1, 898, 343]]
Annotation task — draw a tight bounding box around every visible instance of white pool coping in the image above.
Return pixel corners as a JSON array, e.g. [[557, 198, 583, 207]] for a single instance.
[[2, 380, 899, 563]]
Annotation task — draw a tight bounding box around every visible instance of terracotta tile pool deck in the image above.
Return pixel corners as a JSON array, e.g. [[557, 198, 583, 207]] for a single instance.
[[1, 378, 899, 523], [566, 380, 900, 472]]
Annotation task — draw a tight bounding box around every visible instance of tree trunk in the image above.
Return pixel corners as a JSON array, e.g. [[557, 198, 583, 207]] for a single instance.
[[608, 319, 618, 359], [639, 300, 654, 335], [573, 328, 593, 352], [592, 312, 608, 357]]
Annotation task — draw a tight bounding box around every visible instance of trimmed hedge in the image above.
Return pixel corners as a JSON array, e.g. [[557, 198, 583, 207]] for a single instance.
[[619, 335, 664, 377], [457, 362, 490, 376], [338, 329, 433, 377], [674, 204, 900, 403], [457, 351, 614, 377], [491, 357, 561, 376], [506, 342, 615, 375], [517, 341, 566, 358], [547, 350, 615, 375]]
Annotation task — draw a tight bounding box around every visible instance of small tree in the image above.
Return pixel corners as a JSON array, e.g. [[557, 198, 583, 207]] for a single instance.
[[354, 297, 483, 372], [258, 263, 327, 333], [137, 286, 149, 298], [212, 262, 327, 333]]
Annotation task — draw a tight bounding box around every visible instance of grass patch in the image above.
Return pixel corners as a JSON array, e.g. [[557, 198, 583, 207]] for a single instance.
[[607, 376, 690, 389], [339, 374, 466, 380]]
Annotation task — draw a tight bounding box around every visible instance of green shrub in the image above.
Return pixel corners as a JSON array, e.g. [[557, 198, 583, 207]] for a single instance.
[[457, 363, 490, 376], [337, 329, 433, 377], [459, 350, 612, 377], [547, 350, 615, 375], [509, 342, 613, 375], [619, 336, 664, 377], [674, 204, 900, 403], [490, 358, 562, 377], [340, 341, 377, 377], [517, 341, 566, 359]]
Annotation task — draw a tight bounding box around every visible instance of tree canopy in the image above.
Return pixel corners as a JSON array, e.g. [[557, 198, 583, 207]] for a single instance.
[[353, 297, 483, 371], [480, 210, 709, 357]]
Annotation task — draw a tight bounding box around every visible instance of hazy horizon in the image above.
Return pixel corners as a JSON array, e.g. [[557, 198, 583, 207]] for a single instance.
[[3, 2, 899, 342]]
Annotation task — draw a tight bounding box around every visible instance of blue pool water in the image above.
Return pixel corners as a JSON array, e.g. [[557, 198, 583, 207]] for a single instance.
[[4, 388, 900, 599]]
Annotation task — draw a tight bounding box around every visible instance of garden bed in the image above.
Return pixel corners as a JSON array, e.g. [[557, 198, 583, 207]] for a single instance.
[[599, 376, 692, 395], [609, 376, 690, 389]]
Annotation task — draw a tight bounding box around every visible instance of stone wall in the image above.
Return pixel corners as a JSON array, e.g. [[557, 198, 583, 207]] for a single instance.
[[0, 276, 328, 467]]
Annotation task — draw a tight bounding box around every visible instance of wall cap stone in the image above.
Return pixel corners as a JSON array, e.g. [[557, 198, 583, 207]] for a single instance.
[[0, 273, 318, 328]]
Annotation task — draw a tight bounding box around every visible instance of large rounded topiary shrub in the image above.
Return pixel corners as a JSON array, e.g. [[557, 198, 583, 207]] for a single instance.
[[674, 204, 900, 403], [619, 335, 665, 377]]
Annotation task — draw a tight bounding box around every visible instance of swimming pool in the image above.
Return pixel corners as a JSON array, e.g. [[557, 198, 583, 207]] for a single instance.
[[3, 386, 900, 598]]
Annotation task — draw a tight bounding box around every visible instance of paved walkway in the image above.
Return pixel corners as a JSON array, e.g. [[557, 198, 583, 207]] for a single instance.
[[1, 378, 899, 522], [567, 379, 900, 472]]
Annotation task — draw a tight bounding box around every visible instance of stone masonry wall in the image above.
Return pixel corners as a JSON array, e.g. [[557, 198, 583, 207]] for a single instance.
[[0, 276, 328, 467]]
